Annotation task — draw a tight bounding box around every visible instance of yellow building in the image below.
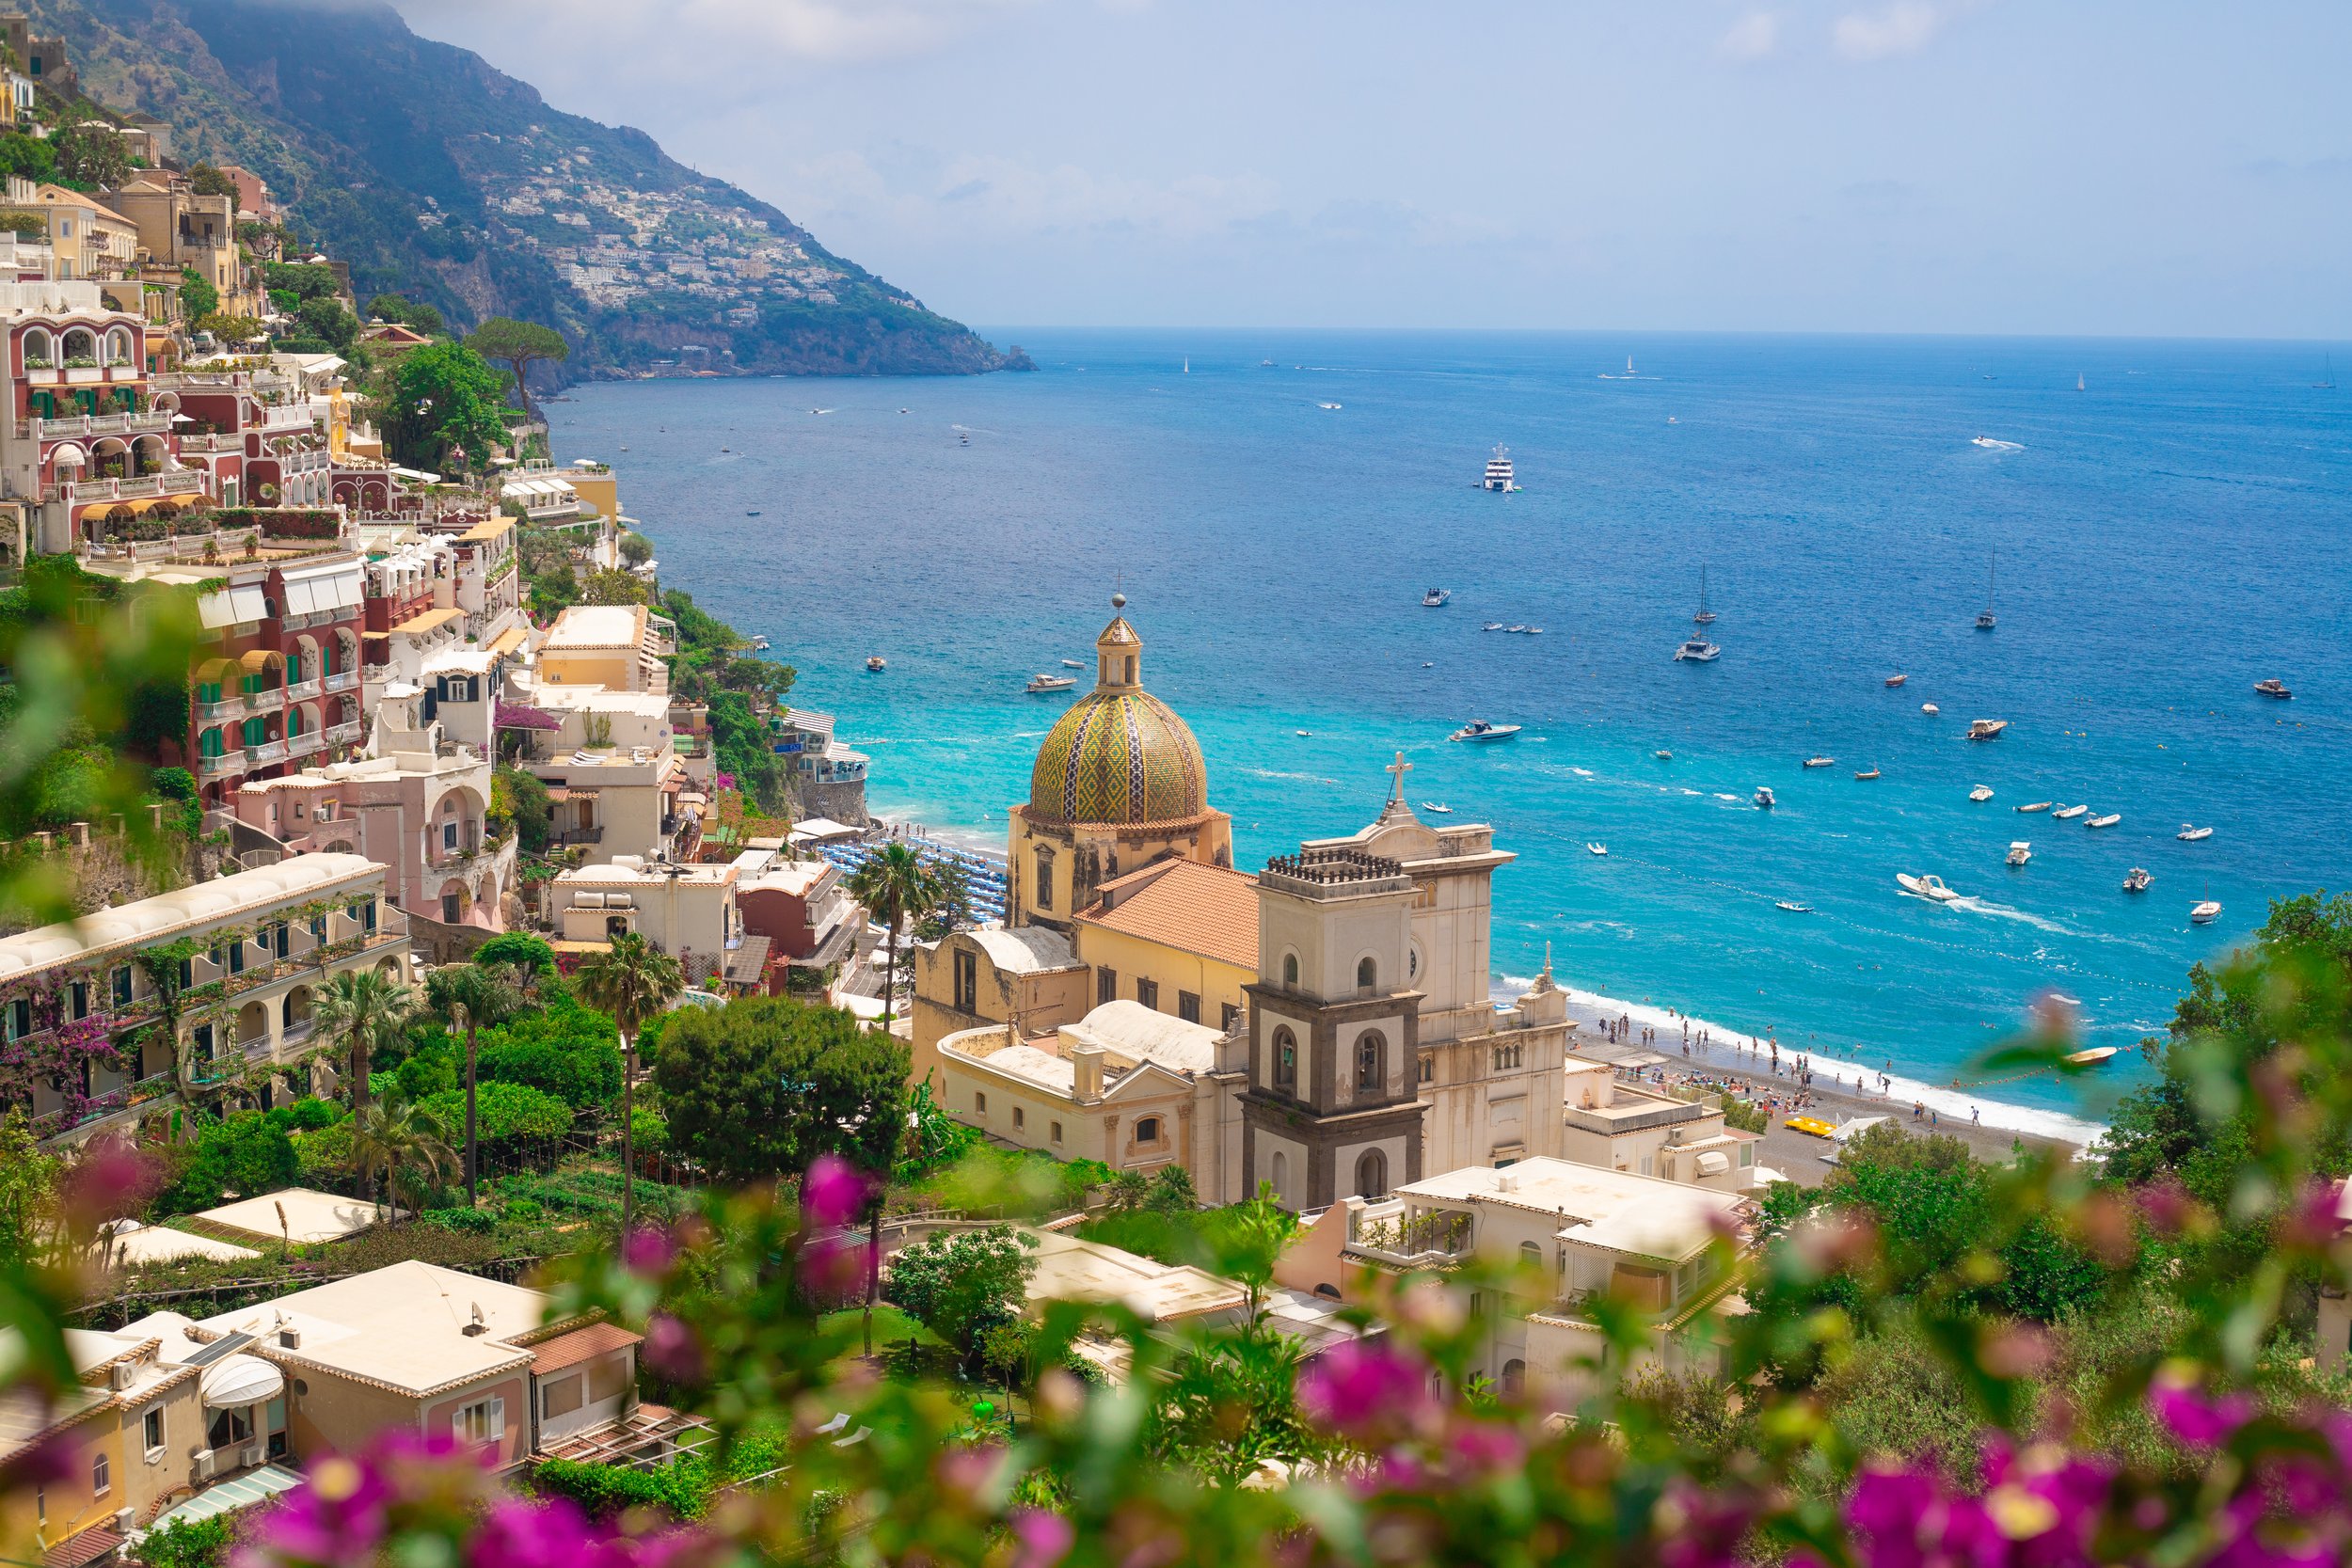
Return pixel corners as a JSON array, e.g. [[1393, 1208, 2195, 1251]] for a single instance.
[[536, 603, 668, 693], [1071, 857, 1257, 1033]]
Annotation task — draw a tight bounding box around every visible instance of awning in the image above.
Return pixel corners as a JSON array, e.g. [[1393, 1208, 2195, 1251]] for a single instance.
[[40, 1524, 123, 1568], [281, 560, 362, 612], [199, 1353, 284, 1408], [146, 1463, 305, 1531], [487, 625, 530, 657], [390, 606, 462, 636], [197, 583, 270, 629], [236, 647, 280, 673]]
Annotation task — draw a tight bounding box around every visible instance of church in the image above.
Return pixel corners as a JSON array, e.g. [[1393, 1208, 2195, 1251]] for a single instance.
[[909, 594, 1570, 1209]]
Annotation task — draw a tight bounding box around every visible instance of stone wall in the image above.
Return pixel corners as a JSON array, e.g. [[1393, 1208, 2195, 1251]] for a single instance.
[[798, 776, 868, 827], [0, 809, 227, 936]]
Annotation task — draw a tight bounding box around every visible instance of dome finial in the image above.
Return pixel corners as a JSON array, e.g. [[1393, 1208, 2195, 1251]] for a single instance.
[[1111, 591, 1126, 610]]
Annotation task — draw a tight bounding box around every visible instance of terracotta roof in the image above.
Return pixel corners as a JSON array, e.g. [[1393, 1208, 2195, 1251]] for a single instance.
[[530, 1321, 642, 1377], [1074, 859, 1258, 970], [43, 1525, 122, 1568]]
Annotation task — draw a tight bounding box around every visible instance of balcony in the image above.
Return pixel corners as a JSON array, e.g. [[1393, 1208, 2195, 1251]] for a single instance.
[[199, 751, 246, 780], [323, 670, 358, 694], [56, 469, 208, 503], [285, 730, 323, 758], [324, 719, 362, 747], [244, 740, 287, 767], [199, 695, 243, 723], [19, 410, 173, 440], [550, 827, 604, 849], [283, 676, 322, 702], [177, 432, 244, 455], [242, 688, 284, 714]]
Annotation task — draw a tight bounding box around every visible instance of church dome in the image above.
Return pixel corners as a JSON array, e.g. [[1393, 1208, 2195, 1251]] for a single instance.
[[1025, 600, 1210, 826]]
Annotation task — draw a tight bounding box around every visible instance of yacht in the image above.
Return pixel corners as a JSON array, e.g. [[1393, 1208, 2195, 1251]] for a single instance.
[[1483, 446, 1518, 492], [2018, 800, 2052, 814], [1969, 785, 1994, 802], [2007, 842, 2032, 867], [1419, 801, 1454, 816], [866, 657, 887, 673], [2253, 678, 2292, 699], [1674, 635, 1722, 662], [1976, 549, 1998, 630], [1897, 872, 1963, 903], [2087, 813, 2121, 829], [1061, 658, 1086, 668], [1853, 767, 1881, 781], [1586, 843, 1609, 857], [1423, 588, 1452, 608], [2123, 867, 2152, 893], [1654, 750, 1673, 761], [1804, 756, 1836, 768], [1967, 719, 2009, 741], [2177, 824, 2213, 842], [1754, 786, 1776, 809], [1692, 565, 1717, 626], [2053, 803, 2089, 820], [2190, 899, 2222, 926], [1025, 673, 1077, 694], [1922, 703, 1940, 715], [1775, 900, 1813, 913], [1450, 720, 1522, 743], [1884, 673, 1907, 688]]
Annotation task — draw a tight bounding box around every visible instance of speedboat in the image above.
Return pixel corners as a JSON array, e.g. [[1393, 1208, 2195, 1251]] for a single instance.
[[749, 634, 771, 651], [2190, 900, 2222, 925], [2087, 813, 2120, 829], [2017, 801, 2052, 814], [1482, 623, 1505, 632], [1969, 785, 1994, 802], [2254, 678, 2291, 699], [1885, 673, 1907, 688], [1967, 719, 2008, 741], [1804, 756, 1835, 768], [1922, 703, 1940, 715], [2123, 867, 2152, 893], [1775, 900, 1812, 912], [2064, 1047, 2119, 1069], [1423, 588, 1452, 607], [1451, 720, 1522, 743], [1025, 673, 1076, 694], [2177, 824, 2213, 842], [2053, 803, 2088, 820], [1061, 658, 1086, 669], [1755, 786, 1776, 809], [1853, 768, 1881, 781], [1420, 800, 1454, 816], [1654, 750, 1673, 761], [866, 657, 887, 673], [1524, 627, 1545, 635], [1897, 873, 1962, 903], [1506, 625, 1528, 634], [1586, 843, 1608, 857], [1674, 636, 1721, 662], [2006, 841, 2032, 867]]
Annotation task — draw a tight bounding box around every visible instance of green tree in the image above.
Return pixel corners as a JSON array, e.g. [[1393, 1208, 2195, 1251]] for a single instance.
[[473, 931, 558, 976], [262, 261, 339, 302], [195, 313, 263, 345], [186, 164, 240, 198], [845, 843, 943, 1027], [580, 567, 649, 607], [294, 295, 358, 353], [491, 766, 553, 854], [884, 1223, 1038, 1354], [351, 1090, 457, 1224], [178, 267, 218, 323], [0, 1113, 58, 1264], [475, 990, 624, 1110], [573, 932, 685, 1233], [425, 961, 525, 1207], [368, 293, 445, 335], [464, 316, 569, 423], [154, 1112, 298, 1216], [653, 995, 907, 1185], [311, 966, 418, 1173], [51, 120, 131, 190], [0, 132, 56, 186], [383, 340, 509, 473]]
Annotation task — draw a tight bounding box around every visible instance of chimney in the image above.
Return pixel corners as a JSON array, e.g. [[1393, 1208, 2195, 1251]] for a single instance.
[[1070, 1043, 1104, 1101]]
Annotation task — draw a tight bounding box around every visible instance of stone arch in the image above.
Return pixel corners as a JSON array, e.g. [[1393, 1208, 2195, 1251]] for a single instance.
[[323, 838, 356, 855], [437, 878, 471, 925], [361, 480, 387, 513], [131, 434, 167, 476], [1280, 951, 1299, 989], [21, 325, 55, 367], [48, 439, 86, 471], [292, 632, 320, 684], [332, 479, 358, 507], [58, 325, 95, 364], [103, 325, 136, 366], [1354, 1148, 1388, 1200], [1355, 1029, 1387, 1096], [374, 956, 402, 978], [90, 435, 128, 478], [282, 984, 314, 1033], [234, 998, 270, 1048], [1501, 1359, 1526, 1396], [1356, 955, 1377, 994], [1269, 1149, 1289, 1201]]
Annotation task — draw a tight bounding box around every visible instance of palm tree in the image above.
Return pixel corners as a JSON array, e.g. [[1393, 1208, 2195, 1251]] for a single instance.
[[312, 968, 416, 1190], [424, 961, 525, 1209], [845, 843, 943, 1028], [573, 932, 684, 1234], [352, 1091, 457, 1225]]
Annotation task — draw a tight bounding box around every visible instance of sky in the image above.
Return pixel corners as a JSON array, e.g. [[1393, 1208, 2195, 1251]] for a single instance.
[[389, 0, 2352, 339]]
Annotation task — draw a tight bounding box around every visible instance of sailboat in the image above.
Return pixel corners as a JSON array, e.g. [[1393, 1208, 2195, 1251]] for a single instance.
[[1976, 549, 1997, 631], [2319, 355, 2337, 391], [2076, 372, 2086, 392], [1692, 564, 1716, 625], [1183, 356, 1189, 373]]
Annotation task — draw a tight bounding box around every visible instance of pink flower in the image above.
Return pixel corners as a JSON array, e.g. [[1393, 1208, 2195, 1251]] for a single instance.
[[1009, 1509, 1074, 1568], [469, 1497, 600, 1568], [802, 1154, 869, 1229], [1447, 1421, 1525, 1476], [642, 1313, 707, 1386], [1296, 1340, 1428, 1438], [2148, 1371, 2255, 1448], [622, 1225, 677, 1276], [246, 1452, 392, 1564], [797, 1234, 871, 1299]]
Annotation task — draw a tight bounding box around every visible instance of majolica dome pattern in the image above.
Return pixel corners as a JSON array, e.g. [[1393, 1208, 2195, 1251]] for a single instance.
[[1027, 681, 1209, 827]]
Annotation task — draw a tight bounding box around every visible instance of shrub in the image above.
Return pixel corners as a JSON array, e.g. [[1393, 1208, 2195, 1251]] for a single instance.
[[417, 1081, 571, 1147], [263, 1097, 344, 1133], [135, 1514, 233, 1568], [292, 1119, 353, 1186], [421, 1206, 497, 1234], [154, 1112, 298, 1216]]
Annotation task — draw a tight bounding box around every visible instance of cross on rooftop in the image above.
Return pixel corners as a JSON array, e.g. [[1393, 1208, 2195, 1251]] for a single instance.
[[1386, 750, 1412, 802]]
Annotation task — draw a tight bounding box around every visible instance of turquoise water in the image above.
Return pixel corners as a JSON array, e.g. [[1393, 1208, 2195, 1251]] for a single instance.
[[547, 331, 2352, 1128]]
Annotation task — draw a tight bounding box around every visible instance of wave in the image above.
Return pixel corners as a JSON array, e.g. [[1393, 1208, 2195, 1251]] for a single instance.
[[1970, 436, 2025, 452], [1946, 896, 2079, 936], [1570, 767, 1596, 778], [1236, 767, 1340, 785]]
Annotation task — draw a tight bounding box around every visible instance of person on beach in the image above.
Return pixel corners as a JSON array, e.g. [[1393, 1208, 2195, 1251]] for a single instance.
[[1972, 1106, 1980, 1125]]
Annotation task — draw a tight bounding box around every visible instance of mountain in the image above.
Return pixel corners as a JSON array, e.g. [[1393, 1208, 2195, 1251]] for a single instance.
[[35, 0, 1022, 378]]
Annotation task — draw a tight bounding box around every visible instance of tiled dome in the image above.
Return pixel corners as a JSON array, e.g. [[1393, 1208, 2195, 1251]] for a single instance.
[[1025, 600, 1208, 826]]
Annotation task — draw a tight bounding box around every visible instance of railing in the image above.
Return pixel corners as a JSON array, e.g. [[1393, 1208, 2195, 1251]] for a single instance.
[[323, 670, 358, 693], [176, 433, 244, 455], [199, 752, 246, 779], [244, 740, 287, 767], [58, 469, 208, 502], [19, 410, 172, 439], [199, 695, 243, 723], [283, 677, 322, 701], [28, 1069, 179, 1142], [551, 828, 604, 848], [242, 688, 284, 714], [262, 405, 316, 431], [324, 720, 361, 746], [77, 529, 259, 566], [285, 730, 322, 758]]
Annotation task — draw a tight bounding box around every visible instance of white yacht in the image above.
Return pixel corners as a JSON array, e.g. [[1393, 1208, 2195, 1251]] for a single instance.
[[2190, 899, 2222, 925], [1898, 872, 1962, 903], [2177, 824, 2213, 842], [1674, 634, 1722, 662], [1482, 622, 1505, 632], [1754, 786, 1776, 809], [1420, 801, 1454, 816], [1586, 843, 1609, 857], [2007, 841, 2032, 867], [1654, 750, 1673, 761], [1423, 588, 1452, 607], [866, 656, 887, 673], [749, 634, 771, 651], [1483, 446, 1518, 492], [2053, 803, 2089, 820], [1025, 673, 1077, 694], [2087, 813, 2121, 829], [1450, 720, 1522, 743], [1969, 785, 1994, 802], [1804, 756, 1836, 768], [1968, 719, 2009, 741], [1976, 549, 1998, 630], [1922, 703, 1940, 715], [1775, 900, 1812, 913]]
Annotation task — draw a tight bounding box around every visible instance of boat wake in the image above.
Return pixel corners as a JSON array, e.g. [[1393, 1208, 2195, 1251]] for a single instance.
[[1970, 436, 2025, 452], [1947, 896, 2076, 936]]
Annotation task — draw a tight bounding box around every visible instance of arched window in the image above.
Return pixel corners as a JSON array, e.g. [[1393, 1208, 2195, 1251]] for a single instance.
[[1502, 1359, 1527, 1396], [1281, 953, 1298, 988], [1122, 655, 1136, 684], [1134, 1117, 1161, 1145], [1518, 1240, 1543, 1269], [1032, 844, 1054, 911], [1356, 1031, 1385, 1094], [1269, 1149, 1288, 1197], [1357, 956, 1377, 993], [1355, 1148, 1387, 1199], [1273, 1026, 1296, 1091]]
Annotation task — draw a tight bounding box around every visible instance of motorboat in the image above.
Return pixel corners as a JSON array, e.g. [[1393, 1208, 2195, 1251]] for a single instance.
[[1853, 768, 1881, 781], [1523, 627, 1546, 635], [2254, 678, 2292, 699], [2064, 1047, 2118, 1069], [749, 634, 771, 651], [1483, 446, 1518, 492], [1968, 719, 2009, 741], [1654, 750, 1673, 761], [1897, 872, 1962, 903], [1975, 547, 1998, 630], [1061, 658, 1086, 669], [1804, 756, 1836, 768], [1922, 703, 1940, 715], [1025, 673, 1077, 694], [1775, 900, 1813, 912], [1450, 720, 1522, 743], [2087, 813, 2121, 829], [1506, 625, 1529, 634], [745, 509, 762, 516], [1586, 843, 1609, 857], [1674, 636, 1722, 662], [2006, 841, 2032, 867], [1884, 673, 1907, 688], [2053, 803, 2089, 820], [866, 657, 887, 673], [1754, 786, 1776, 809], [1482, 622, 1505, 632], [2177, 824, 2213, 842], [2123, 867, 2152, 893], [1420, 801, 1454, 816], [2017, 801, 2052, 814], [2190, 899, 2222, 925], [1969, 785, 1994, 802], [1423, 588, 1452, 607]]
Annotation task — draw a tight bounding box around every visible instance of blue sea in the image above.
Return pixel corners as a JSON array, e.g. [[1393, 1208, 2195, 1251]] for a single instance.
[[546, 331, 2352, 1135]]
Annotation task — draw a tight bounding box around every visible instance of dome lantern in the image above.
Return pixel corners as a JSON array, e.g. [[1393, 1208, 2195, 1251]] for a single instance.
[[1095, 592, 1142, 691]]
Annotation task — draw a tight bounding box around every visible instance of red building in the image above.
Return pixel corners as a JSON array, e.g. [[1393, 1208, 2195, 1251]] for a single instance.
[[184, 552, 369, 806]]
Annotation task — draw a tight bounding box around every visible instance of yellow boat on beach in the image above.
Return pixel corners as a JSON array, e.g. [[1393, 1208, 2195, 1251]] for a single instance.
[[1785, 1116, 1839, 1138]]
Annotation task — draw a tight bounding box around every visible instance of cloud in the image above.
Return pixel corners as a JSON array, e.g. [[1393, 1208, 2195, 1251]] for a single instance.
[[1717, 11, 1780, 61], [1832, 1, 1946, 61], [399, 0, 1039, 66]]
